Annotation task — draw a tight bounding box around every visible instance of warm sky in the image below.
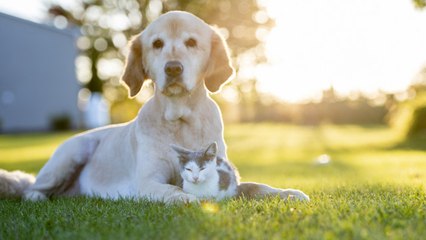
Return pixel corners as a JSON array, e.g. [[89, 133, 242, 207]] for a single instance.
[[258, 0, 426, 102], [1, 0, 426, 102]]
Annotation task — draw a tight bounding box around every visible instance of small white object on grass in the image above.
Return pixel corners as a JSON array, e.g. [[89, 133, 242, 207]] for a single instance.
[[315, 154, 331, 165]]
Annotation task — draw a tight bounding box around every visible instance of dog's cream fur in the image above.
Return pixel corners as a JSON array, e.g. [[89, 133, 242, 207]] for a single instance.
[[1, 11, 309, 203]]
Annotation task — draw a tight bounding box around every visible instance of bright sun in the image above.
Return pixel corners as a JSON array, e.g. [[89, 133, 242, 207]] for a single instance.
[[256, 0, 426, 103]]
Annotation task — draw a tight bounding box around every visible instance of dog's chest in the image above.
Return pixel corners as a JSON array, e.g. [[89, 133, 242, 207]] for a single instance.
[[164, 103, 191, 122], [167, 117, 218, 148]]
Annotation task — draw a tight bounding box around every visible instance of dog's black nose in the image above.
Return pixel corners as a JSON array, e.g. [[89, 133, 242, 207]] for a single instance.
[[165, 61, 183, 77]]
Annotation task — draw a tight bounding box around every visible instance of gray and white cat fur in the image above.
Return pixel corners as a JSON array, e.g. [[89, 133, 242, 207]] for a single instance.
[[171, 142, 239, 200]]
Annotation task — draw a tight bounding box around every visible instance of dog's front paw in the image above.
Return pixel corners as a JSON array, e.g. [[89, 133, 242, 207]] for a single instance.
[[24, 190, 47, 201], [279, 189, 310, 202], [291, 191, 310, 202]]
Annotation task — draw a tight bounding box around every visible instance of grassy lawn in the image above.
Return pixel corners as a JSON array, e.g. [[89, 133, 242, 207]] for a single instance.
[[1, 123, 425, 239]]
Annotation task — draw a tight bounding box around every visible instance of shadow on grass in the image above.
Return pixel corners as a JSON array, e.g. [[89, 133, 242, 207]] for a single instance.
[[387, 135, 426, 151]]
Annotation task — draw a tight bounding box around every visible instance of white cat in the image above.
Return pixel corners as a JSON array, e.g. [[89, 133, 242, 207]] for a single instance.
[[171, 142, 239, 201]]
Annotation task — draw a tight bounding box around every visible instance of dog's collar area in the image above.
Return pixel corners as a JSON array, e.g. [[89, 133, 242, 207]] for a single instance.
[[164, 103, 192, 122], [159, 84, 206, 122]]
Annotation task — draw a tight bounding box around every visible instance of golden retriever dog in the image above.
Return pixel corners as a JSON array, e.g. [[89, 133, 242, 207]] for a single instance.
[[0, 11, 309, 203]]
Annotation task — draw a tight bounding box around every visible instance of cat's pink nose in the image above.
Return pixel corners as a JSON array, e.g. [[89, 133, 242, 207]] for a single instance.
[[193, 177, 199, 182]]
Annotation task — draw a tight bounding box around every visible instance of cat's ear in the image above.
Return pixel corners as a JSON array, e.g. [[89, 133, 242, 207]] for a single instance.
[[170, 144, 191, 156], [205, 142, 218, 158]]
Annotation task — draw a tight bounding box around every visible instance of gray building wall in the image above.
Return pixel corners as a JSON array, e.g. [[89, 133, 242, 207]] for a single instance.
[[0, 13, 80, 132]]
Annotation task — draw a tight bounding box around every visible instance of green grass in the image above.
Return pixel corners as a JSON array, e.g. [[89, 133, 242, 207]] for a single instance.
[[1, 124, 426, 239]]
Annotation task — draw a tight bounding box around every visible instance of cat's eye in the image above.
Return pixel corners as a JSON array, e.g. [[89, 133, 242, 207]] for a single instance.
[[152, 39, 164, 49], [200, 167, 205, 171], [185, 168, 192, 172]]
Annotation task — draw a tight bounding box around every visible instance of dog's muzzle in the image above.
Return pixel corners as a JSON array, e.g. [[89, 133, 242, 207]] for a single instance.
[[162, 61, 188, 96]]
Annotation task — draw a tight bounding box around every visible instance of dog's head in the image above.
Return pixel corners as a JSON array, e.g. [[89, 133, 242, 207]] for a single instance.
[[121, 11, 234, 97]]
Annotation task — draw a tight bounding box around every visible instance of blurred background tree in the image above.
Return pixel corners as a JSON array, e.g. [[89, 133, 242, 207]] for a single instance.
[[389, 65, 426, 137], [413, 0, 426, 8], [387, 1, 426, 137]]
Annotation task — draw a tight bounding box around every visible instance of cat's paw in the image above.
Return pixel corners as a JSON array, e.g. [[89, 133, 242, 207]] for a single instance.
[[165, 192, 199, 204], [279, 189, 310, 202]]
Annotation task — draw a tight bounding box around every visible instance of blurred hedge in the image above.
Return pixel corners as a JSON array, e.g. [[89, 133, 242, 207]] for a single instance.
[[390, 91, 426, 137]]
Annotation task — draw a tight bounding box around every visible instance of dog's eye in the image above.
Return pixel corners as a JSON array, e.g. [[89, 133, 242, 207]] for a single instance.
[[185, 38, 197, 48], [152, 39, 164, 49]]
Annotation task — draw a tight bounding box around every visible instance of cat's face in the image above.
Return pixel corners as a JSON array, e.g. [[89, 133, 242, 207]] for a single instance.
[[171, 142, 218, 184], [181, 160, 216, 184]]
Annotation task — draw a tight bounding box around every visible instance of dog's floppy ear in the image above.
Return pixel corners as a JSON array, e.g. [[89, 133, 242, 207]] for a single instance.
[[204, 28, 235, 93], [121, 34, 146, 98]]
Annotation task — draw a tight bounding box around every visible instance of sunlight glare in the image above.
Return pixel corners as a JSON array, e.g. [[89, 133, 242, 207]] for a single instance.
[[257, 0, 426, 102], [201, 201, 220, 214]]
